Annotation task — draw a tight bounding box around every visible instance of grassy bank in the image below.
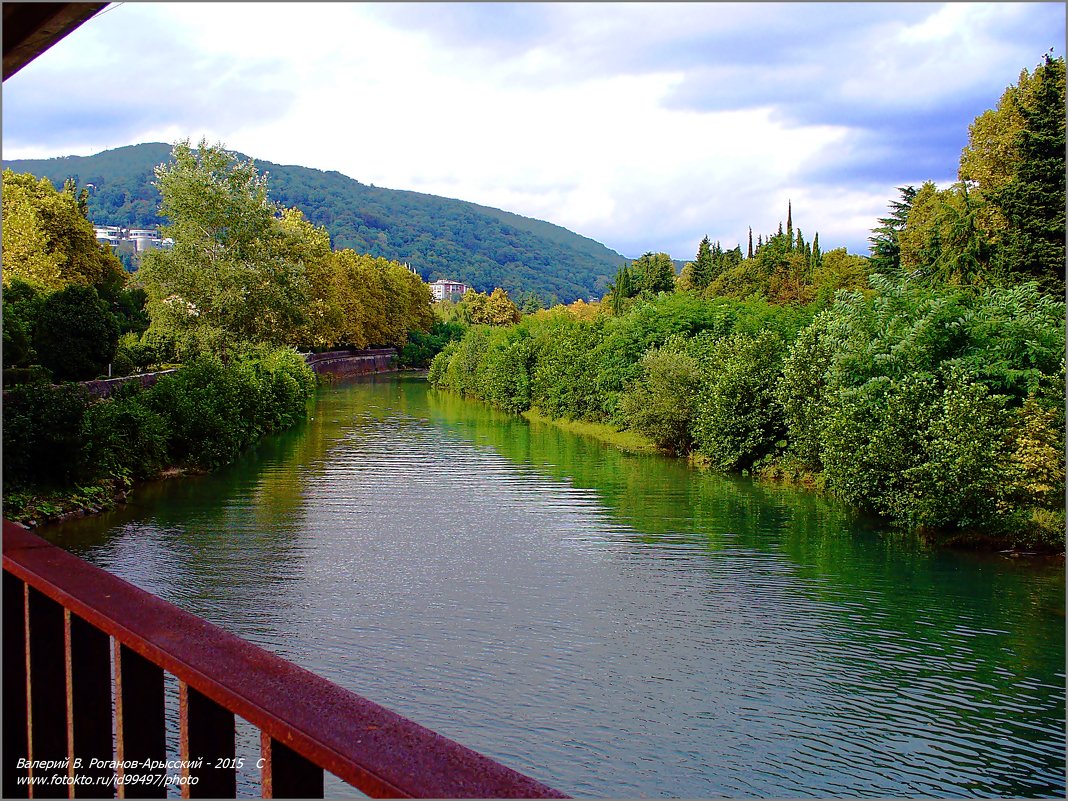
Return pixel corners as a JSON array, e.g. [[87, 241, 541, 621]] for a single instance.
[[521, 408, 661, 455]]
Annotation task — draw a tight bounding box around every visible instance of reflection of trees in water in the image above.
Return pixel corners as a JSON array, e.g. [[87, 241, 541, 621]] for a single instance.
[[47, 376, 1065, 797], [424, 382, 1066, 778]]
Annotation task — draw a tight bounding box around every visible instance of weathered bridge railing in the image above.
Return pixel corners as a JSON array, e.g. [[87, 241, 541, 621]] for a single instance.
[[2, 521, 567, 799]]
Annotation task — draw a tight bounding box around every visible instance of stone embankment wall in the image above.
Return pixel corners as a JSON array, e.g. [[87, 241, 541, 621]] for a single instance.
[[302, 348, 398, 378], [6, 349, 400, 401]]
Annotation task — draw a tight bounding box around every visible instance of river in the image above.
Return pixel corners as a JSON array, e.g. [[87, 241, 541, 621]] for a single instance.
[[45, 373, 1065, 798]]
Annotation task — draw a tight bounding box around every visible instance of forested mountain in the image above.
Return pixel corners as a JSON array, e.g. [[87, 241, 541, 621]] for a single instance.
[[4, 143, 626, 303]]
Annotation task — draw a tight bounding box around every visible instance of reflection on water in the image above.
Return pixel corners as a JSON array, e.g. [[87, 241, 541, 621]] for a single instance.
[[47, 374, 1065, 798]]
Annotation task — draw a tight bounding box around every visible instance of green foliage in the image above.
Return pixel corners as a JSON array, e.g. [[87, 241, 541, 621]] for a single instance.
[[2, 382, 92, 488], [811, 248, 870, 303], [81, 387, 170, 481], [133, 142, 433, 355], [138, 139, 310, 349], [691, 236, 714, 290], [868, 186, 916, 276], [990, 53, 1066, 291], [2, 279, 42, 368], [777, 314, 837, 468], [530, 315, 604, 420], [629, 252, 676, 295], [33, 284, 119, 380], [444, 288, 522, 326], [476, 327, 535, 413], [142, 346, 314, 469], [1005, 396, 1066, 514], [886, 54, 1065, 293], [618, 338, 703, 454], [2, 169, 127, 293], [821, 368, 1015, 530], [3, 347, 315, 505], [397, 321, 466, 368], [690, 331, 787, 471]]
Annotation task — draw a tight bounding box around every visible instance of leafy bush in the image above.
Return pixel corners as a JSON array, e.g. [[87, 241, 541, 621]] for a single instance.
[[529, 315, 604, 420], [777, 313, 836, 468], [2, 382, 92, 487], [475, 327, 535, 413], [81, 388, 170, 481], [691, 331, 787, 471], [618, 338, 704, 454], [3, 279, 46, 369], [900, 367, 1013, 529], [142, 347, 314, 470], [398, 321, 466, 368]]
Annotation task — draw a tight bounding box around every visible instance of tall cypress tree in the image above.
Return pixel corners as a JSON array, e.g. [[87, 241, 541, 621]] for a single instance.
[[811, 232, 821, 267], [747, 227, 754, 259], [786, 200, 793, 247]]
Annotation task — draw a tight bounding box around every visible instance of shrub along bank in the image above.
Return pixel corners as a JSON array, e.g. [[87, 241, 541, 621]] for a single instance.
[[428, 282, 1065, 550], [3, 345, 315, 525]]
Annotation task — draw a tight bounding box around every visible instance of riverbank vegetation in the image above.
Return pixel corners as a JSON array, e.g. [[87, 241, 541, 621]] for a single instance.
[[3, 345, 315, 526], [430, 56, 1066, 550], [3, 140, 434, 524]]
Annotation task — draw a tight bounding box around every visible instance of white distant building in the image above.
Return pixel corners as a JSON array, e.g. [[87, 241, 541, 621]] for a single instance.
[[94, 225, 123, 244], [93, 224, 173, 253], [429, 279, 469, 301]]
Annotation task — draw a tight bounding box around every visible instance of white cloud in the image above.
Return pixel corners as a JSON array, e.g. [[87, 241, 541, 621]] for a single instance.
[[3, 2, 1063, 260]]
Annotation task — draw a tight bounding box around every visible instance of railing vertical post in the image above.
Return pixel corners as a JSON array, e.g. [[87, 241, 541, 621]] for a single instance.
[[260, 732, 324, 799], [178, 682, 235, 798], [113, 644, 165, 799], [65, 611, 114, 797], [26, 586, 69, 798], [3, 572, 29, 798]]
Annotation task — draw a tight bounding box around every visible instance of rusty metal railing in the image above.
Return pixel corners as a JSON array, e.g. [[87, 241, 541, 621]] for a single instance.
[[2, 520, 567, 799]]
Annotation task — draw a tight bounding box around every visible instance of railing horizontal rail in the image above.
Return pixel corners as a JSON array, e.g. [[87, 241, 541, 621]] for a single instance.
[[3, 520, 567, 798]]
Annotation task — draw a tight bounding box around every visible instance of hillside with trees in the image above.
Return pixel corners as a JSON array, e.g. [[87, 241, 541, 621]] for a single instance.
[[4, 143, 627, 304]]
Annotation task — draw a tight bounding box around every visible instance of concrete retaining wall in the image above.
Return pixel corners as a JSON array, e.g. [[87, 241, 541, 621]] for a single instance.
[[5, 349, 399, 401]]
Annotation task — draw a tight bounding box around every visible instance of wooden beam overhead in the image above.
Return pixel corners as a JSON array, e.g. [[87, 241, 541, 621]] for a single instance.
[[3, 2, 108, 81]]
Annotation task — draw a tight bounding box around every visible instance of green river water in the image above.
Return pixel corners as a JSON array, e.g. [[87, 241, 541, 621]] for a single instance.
[[45, 373, 1065, 798]]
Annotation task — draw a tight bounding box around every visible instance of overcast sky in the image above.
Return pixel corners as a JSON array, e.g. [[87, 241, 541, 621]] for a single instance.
[[2, 2, 1063, 259]]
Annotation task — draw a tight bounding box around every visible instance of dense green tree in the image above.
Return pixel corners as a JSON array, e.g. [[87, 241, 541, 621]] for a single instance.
[[630, 252, 676, 295], [989, 53, 1065, 290], [33, 284, 119, 381], [607, 264, 635, 314], [2, 169, 127, 293], [2, 279, 44, 369], [691, 331, 787, 471], [619, 338, 704, 454], [138, 139, 309, 353], [691, 236, 714, 290], [481, 287, 522, 326]]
